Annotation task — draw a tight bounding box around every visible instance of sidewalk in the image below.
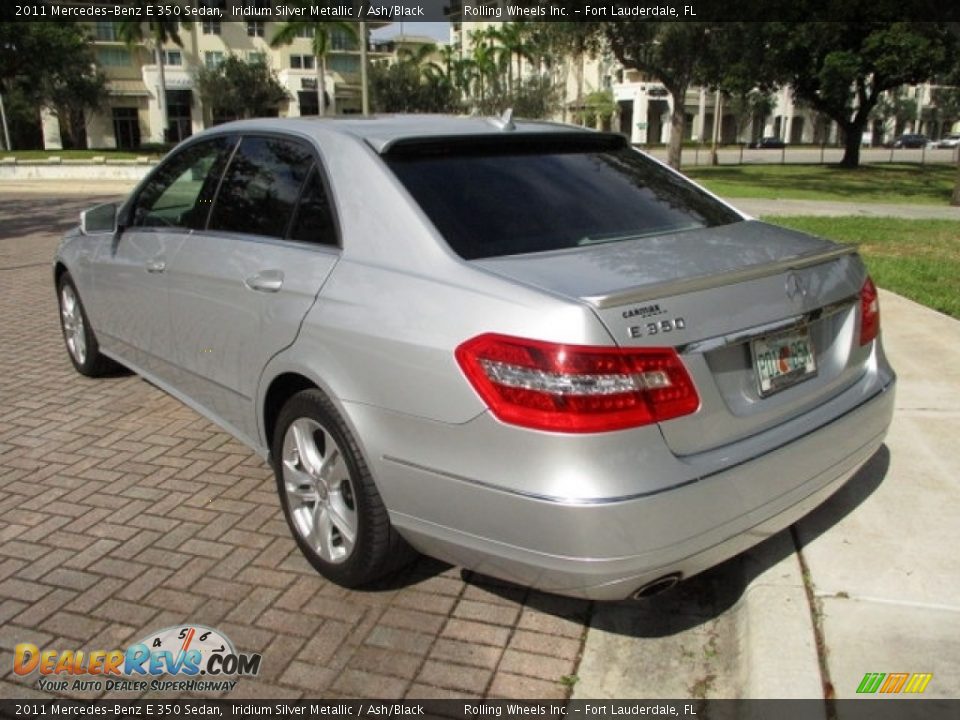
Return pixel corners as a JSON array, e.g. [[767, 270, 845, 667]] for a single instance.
[[731, 197, 960, 220], [575, 291, 960, 699]]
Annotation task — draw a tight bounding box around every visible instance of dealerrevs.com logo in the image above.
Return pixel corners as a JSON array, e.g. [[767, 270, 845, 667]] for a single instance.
[[14, 624, 261, 693]]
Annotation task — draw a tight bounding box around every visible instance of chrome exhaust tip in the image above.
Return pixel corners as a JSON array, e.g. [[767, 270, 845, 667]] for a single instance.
[[631, 573, 681, 600]]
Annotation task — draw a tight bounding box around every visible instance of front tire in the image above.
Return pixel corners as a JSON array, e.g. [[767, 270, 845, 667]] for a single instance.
[[272, 389, 413, 587], [57, 272, 115, 377]]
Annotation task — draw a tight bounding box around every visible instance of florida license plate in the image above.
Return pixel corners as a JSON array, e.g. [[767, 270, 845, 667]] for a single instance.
[[751, 326, 817, 397]]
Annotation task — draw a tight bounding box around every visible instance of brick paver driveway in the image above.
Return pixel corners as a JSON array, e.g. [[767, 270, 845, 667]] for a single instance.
[[0, 193, 589, 700]]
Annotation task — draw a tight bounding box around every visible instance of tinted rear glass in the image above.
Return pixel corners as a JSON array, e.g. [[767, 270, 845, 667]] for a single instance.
[[386, 143, 740, 260]]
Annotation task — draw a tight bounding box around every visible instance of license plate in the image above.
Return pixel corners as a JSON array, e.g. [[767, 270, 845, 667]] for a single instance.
[[751, 326, 817, 397]]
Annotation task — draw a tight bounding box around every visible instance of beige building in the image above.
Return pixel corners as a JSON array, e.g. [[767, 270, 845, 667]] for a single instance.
[[44, 20, 405, 150], [452, 20, 955, 147]]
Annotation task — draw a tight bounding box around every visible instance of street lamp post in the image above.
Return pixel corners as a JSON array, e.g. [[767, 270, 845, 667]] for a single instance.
[[359, 21, 369, 116]]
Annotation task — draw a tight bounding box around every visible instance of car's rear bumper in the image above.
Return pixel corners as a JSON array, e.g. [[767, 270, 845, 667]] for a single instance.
[[352, 358, 895, 601]]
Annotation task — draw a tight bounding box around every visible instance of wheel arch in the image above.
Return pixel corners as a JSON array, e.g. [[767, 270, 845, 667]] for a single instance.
[[54, 261, 69, 286], [262, 372, 319, 458]]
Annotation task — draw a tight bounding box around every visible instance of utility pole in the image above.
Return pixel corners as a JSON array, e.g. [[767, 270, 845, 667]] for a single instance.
[[0, 90, 11, 152]]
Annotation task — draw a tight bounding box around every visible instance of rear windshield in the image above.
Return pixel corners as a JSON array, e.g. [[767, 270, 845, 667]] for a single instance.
[[385, 141, 741, 260]]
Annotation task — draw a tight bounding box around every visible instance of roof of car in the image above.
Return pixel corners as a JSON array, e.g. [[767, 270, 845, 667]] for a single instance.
[[200, 114, 590, 153]]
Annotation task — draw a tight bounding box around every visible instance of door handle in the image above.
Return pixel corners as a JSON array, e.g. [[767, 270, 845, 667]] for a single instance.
[[245, 270, 284, 293], [145, 258, 166, 273]]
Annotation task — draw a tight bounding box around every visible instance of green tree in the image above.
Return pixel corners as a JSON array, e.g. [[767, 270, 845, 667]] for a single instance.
[[45, 65, 109, 149], [0, 22, 110, 149], [926, 86, 960, 137], [488, 23, 534, 95], [872, 87, 919, 137], [195, 55, 289, 123], [117, 20, 191, 142], [537, 23, 605, 126], [369, 53, 458, 114], [603, 22, 716, 167], [762, 21, 955, 167], [474, 75, 560, 119], [269, 18, 357, 117], [582, 89, 616, 130]]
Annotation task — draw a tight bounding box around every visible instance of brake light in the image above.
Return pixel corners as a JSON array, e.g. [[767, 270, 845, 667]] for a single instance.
[[455, 333, 700, 433], [859, 276, 880, 346]]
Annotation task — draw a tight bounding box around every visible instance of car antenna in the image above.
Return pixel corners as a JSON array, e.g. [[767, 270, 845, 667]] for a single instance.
[[489, 108, 515, 132]]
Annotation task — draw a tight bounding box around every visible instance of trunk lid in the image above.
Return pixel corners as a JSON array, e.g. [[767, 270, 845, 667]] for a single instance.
[[474, 220, 871, 455]]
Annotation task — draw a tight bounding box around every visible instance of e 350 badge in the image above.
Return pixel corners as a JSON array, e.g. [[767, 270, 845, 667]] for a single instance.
[[14, 624, 261, 693]]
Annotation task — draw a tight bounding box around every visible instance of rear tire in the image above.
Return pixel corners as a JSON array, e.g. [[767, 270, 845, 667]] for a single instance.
[[57, 272, 116, 377], [272, 389, 415, 587]]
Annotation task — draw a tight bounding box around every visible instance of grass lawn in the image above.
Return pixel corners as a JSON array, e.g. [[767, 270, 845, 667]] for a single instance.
[[764, 216, 960, 318], [2, 149, 166, 160], [688, 164, 956, 205]]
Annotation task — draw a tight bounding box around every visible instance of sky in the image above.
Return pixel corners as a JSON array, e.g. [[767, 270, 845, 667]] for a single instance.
[[367, 0, 452, 43], [371, 22, 452, 43]]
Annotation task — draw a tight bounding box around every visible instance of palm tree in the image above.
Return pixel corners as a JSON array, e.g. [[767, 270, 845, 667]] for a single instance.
[[489, 23, 533, 95], [468, 28, 500, 105], [117, 20, 191, 141], [270, 20, 357, 117]]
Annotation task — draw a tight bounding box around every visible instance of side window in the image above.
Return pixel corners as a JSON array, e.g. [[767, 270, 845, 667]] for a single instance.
[[132, 137, 234, 229], [288, 166, 338, 246], [208, 136, 314, 239]]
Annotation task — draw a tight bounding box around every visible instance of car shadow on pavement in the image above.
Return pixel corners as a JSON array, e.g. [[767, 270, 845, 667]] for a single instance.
[[463, 445, 890, 638], [0, 194, 123, 241]]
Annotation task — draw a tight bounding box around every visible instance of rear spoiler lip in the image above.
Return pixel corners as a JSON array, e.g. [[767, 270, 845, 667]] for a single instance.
[[373, 131, 628, 157], [584, 245, 858, 310]]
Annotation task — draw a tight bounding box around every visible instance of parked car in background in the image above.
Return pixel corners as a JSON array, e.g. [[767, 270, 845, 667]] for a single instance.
[[890, 134, 929, 148], [936, 134, 960, 149], [749, 136, 786, 149], [54, 116, 895, 601]]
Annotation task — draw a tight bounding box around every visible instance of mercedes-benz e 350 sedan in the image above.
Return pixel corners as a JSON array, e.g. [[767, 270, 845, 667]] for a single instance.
[[55, 116, 895, 600]]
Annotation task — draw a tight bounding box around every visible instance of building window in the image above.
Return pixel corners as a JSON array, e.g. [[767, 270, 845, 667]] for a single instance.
[[330, 30, 356, 51], [290, 55, 315, 70], [247, 52, 266, 64], [301, 77, 317, 90], [163, 50, 183, 67], [327, 55, 359, 75], [205, 51, 224, 69], [96, 47, 131, 67], [202, 20, 221, 35], [94, 22, 116, 42], [295, 27, 314, 38], [247, 21, 265, 37]]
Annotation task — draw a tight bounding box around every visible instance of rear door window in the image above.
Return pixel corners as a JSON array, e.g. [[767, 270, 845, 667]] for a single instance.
[[385, 138, 741, 260], [209, 135, 314, 239], [288, 166, 338, 247]]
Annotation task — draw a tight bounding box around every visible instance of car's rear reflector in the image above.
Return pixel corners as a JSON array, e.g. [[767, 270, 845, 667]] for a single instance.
[[859, 276, 880, 346], [455, 333, 700, 433]]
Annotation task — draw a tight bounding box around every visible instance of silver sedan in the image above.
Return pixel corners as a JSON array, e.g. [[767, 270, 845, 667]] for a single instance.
[[54, 116, 895, 600]]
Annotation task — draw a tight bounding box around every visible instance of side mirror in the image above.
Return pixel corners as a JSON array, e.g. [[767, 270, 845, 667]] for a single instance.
[[80, 202, 119, 235]]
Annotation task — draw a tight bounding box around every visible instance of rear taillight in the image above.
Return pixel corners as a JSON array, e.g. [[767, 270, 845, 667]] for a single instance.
[[455, 333, 700, 433], [859, 276, 880, 346]]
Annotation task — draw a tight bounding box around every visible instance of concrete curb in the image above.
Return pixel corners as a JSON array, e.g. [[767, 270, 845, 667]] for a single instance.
[[735, 532, 825, 704]]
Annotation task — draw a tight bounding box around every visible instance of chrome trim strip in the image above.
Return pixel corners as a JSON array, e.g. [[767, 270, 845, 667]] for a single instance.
[[381, 455, 698, 506], [679, 295, 858, 354], [585, 245, 857, 309]]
